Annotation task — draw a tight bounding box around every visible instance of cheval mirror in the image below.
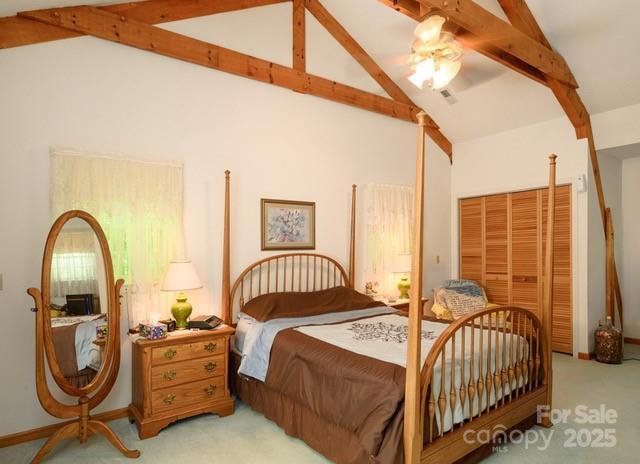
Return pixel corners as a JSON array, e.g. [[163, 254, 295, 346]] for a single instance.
[[27, 210, 140, 463]]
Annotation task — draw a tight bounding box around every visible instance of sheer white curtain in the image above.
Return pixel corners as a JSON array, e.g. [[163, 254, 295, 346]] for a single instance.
[[51, 229, 99, 298], [51, 149, 184, 328], [364, 183, 414, 297]]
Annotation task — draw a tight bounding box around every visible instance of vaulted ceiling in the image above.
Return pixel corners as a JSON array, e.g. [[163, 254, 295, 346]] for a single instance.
[[2, 0, 639, 143]]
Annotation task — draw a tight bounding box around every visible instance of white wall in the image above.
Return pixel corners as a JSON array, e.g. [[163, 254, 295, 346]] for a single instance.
[[450, 116, 592, 356], [0, 9, 452, 436], [621, 156, 640, 338]]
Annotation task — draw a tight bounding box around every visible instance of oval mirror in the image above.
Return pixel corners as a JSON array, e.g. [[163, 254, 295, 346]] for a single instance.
[[41, 211, 116, 396]]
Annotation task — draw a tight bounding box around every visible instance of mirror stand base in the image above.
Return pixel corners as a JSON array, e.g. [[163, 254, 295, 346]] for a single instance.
[[30, 419, 141, 464]]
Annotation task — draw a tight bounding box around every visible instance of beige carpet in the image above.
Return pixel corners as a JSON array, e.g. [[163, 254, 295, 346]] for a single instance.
[[2, 346, 638, 463]]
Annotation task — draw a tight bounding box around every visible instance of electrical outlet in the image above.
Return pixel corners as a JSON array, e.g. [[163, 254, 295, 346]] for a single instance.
[[435, 256, 440, 265]]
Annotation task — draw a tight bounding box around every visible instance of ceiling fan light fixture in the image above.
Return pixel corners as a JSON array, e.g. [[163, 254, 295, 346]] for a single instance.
[[408, 16, 463, 91], [408, 72, 425, 89], [414, 15, 446, 45], [432, 59, 462, 90]]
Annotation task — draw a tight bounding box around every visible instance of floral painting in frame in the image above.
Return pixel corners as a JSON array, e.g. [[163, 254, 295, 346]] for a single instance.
[[261, 199, 315, 250]]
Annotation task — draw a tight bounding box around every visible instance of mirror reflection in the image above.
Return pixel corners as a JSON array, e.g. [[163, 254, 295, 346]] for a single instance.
[[49, 218, 108, 388]]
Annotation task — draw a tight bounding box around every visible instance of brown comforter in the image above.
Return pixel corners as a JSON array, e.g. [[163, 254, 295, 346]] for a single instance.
[[51, 322, 81, 377], [267, 329, 407, 464]]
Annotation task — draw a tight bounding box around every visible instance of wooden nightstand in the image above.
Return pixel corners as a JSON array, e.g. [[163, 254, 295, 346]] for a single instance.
[[128, 326, 235, 439]]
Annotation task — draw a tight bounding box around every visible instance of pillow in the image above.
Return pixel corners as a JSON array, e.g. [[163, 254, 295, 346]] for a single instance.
[[436, 287, 485, 320], [242, 286, 381, 322], [431, 288, 453, 320]]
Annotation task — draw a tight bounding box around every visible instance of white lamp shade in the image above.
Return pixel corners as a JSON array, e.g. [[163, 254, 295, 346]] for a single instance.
[[161, 259, 203, 291], [414, 15, 445, 45], [394, 254, 412, 273], [432, 59, 462, 90]]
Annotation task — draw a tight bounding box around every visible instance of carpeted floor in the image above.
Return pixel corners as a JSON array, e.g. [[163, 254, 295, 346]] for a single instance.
[[2, 345, 639, 463]]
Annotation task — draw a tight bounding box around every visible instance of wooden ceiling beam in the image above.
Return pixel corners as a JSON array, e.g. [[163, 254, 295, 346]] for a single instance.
[[292, 0, 306, 71], [18, 5, 425, 126], [377, 1, 547, 87], [305, 0, 451, 157], [1, 0, 289, 49], [495, 0, 589, 133], [306, 0, 413, 106], [415, 0, 577, 88]]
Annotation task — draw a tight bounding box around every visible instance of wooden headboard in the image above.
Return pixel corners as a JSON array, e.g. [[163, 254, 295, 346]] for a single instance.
[[220, 172, 357, 323], [229, 253, 350, 316]]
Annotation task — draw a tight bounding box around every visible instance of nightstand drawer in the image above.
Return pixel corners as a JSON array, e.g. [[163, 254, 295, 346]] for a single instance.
[[151, 354, 225, 390], [152, 376, 225, 415], [151, 338, 225, 365]]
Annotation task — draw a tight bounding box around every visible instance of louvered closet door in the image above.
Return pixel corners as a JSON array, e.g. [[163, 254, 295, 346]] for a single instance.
[[510, 190, 540, 314], [484, 194, 509, 305], [542, 185, 573, 353], [459, 187, 573, 354], [459, 198, 483, 283]]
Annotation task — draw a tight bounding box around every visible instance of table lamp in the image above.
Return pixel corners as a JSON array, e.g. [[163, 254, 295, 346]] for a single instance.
[[161, 258, 203, 329], [394, 254, 412, 299]]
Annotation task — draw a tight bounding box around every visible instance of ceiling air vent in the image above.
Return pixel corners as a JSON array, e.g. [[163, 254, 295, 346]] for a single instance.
[[440, 88, 458, 104]]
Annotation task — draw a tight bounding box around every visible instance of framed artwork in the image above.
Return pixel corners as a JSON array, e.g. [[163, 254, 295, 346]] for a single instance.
[[261, 199, 316, 250]]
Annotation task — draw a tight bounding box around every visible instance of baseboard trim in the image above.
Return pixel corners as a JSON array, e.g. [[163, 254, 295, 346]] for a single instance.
[[625, 337, 640, 345], [578, 352, 595, 360], [0, 407, 129, 448]]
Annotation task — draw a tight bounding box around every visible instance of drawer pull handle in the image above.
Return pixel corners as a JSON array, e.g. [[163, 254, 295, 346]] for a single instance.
[[204, 342, 217, 353], [164, 348, 177, 360], [163, 394, 176, 405], [204, 384, 217, 397], [204, 362, 217, 372], [163, 370, 177, 381]]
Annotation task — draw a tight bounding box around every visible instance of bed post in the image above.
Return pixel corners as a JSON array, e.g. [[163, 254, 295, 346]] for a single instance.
[[221, 170, 231, 325], [404, 112, 427, 464], [541, 154, 557, 426], [349, 184, 357, 288]]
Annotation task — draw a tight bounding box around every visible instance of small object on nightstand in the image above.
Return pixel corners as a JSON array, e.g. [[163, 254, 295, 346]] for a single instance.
[[159, 318, 177, 332], [128, 326, 235, 439], [161, 258, 203, 330], [139, 322, 168, 340], [188, 315, 223, 330]]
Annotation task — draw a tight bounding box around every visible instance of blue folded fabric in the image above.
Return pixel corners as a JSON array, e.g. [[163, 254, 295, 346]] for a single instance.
[[442, 279, 483, 298]]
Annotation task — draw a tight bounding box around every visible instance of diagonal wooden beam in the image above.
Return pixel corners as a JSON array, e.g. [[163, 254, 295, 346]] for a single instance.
[[415, 0, 578, 88], [1, 0, 289, 49], [306, 0, 415, 106], [19, 5, 426, 127], [496, 0, 623, 319], [293, 0, 306, 71], [304, 0, 451, 158]]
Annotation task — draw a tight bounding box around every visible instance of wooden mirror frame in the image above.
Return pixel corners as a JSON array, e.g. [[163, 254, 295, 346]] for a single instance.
[[41, 210, 116, 397], [27, 210, 139, 463]]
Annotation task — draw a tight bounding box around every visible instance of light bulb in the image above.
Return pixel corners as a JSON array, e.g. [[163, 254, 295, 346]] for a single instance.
[[431, 59, 461, 90], [408, 72, 424, 89], [416, 58, 435, 80], [414, 15, 445, 45]]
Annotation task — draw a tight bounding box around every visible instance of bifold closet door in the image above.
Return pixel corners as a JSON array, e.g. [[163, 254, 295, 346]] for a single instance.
[[483, 194, 509, 305], [459, 186, 573, 354], [542, 185, 573, 354]]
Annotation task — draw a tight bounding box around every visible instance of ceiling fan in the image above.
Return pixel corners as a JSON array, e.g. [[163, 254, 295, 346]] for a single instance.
[[407, 15, 506, 97], [408, 15, 463, 90]]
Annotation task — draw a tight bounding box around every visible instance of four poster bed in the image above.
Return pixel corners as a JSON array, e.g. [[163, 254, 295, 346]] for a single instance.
[[218, 114, 558, 464]]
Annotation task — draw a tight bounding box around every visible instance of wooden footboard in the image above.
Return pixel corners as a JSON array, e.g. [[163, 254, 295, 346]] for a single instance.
[[419, 307, 550, 463]]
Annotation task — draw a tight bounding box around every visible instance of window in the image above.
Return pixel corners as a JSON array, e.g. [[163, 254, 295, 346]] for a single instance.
[[51, 150, 184, 327]]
